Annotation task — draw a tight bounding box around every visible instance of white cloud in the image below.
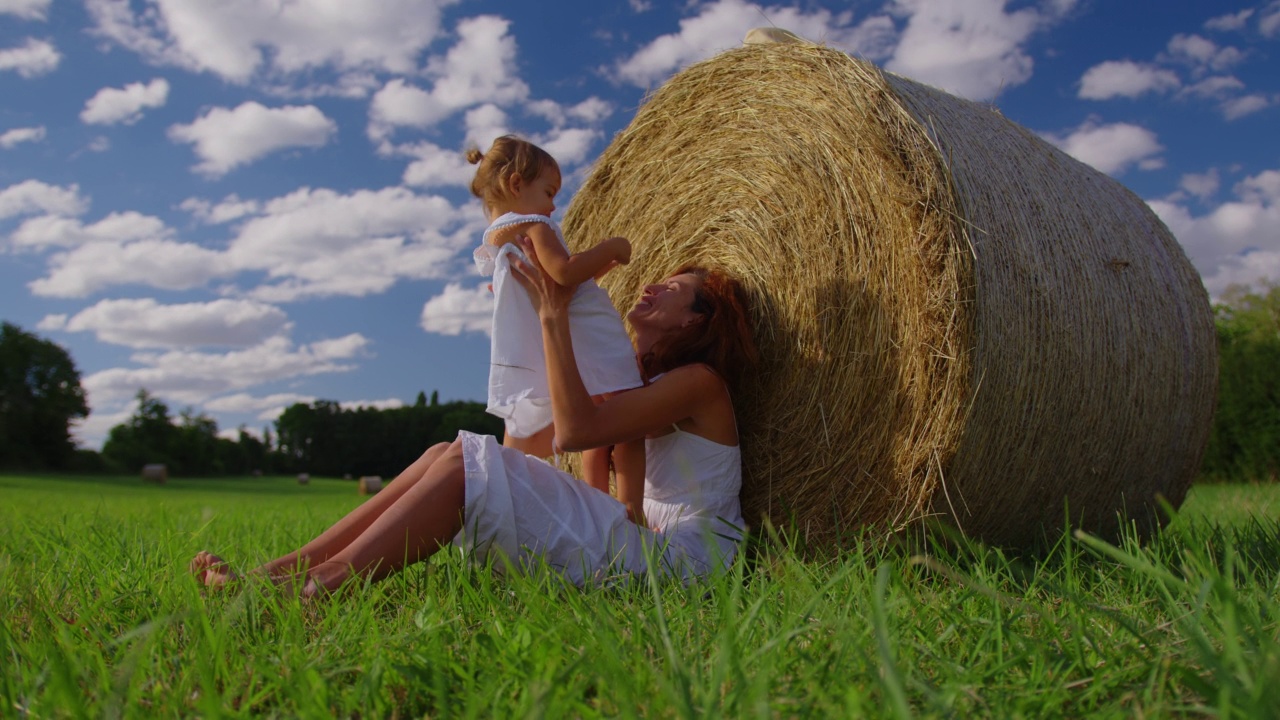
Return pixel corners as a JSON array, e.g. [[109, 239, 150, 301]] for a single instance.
[[43, 298, 290, 348], [400, 141, 476, 188], [1236, 169, 1280, 204], [205, 391, 316, 421], [87, 136, 111, 153], [1148, 168, 1280, 297], [538, 127, 602, 166], [1181, 75, 1246, 99], [30, 238, 230, 297], [464, 104, 509, 150], [340, 398, 405, 411], [629, 0, 653, 12], [615, 0, 895, 88], [73, 400, 138, 450], [9, 210, 169, 250], [1041, 119, 1163, 176], [205, 392, 314, 414], [0, 37, 60, 77], [0, 0, 51, 20], [420, 281, 493, 336], [1164, 34, 1244, 73], [180, 194, 261, 224], [80, 78, 170, 125], [1221, 93, 1273, 120], [0, 180, 87, 220], [368, 16, 528, 141], [1261, 2, 1280, 38], [82, 333, 370, 407], [168, 102, 336, 177], [85, 0, 457, 84], [885, 0, 1057, 100], [1179, 169, 1220, 202], [1205, 9, 1254, 32], [0, 125, 45, 148], [16, 185, 481, 301], [227, 186, 477, 301], [527, 97, 614, 129], [1077, 60, 1180, 99]]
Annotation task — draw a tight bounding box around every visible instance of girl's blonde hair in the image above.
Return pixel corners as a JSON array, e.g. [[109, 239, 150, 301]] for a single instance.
[[466, 135, 559, 211]]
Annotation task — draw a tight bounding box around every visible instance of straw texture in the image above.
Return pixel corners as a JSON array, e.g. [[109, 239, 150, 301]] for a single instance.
[[561, 44, 1216, 547]]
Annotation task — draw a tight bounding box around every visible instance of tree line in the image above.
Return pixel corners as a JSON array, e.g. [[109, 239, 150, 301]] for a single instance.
[[95, 388, 501, 478], [2, 280, 1277, 481], [0, 321, 499, 477], [1199, 282, 1280, 482]]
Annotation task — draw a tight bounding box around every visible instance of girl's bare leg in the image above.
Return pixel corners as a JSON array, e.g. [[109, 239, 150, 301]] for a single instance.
[[582, 446, 612, 494], [191, 441, 455, 587], [613, 439, 647, 527], [303, 439, 468, 596], [581, 393, 613, 492]]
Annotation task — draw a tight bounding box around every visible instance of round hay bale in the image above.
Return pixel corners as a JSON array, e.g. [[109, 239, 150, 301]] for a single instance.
[[358, 475, 383, 495], [561, 43, 1216, 547], [141, 464, 167, 484], [296, 472, 310, 485]]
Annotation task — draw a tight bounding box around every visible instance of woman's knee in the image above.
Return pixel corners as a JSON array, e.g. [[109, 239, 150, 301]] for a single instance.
[[440, 439, 466, 491], [420, 441, 453, 463]]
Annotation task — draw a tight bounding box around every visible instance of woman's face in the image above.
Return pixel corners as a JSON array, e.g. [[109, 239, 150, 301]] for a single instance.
[[627, 273, 703, 333]]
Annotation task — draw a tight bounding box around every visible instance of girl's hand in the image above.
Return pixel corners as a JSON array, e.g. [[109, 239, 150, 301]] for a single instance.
[[509, 234, 574, 318], [609, 236, 632, 265]]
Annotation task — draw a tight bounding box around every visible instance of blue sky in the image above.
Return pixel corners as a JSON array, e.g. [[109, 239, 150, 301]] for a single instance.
[[2, 0, 1277, 448]]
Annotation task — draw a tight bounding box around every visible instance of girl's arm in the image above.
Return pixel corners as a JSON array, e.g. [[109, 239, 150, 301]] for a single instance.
[[522, 222, 629, 288]]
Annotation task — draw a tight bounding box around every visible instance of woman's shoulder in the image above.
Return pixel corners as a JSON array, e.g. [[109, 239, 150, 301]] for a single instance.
[[650, 363, 728, 393]]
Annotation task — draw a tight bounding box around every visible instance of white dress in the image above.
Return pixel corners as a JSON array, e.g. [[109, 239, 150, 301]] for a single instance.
[[474, 212, 643, 438], [452, 426, 745, 585]]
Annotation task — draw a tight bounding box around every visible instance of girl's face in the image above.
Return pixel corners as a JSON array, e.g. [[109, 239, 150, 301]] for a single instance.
[[504, 166, 560, 218], [627, 273, 704, 334]]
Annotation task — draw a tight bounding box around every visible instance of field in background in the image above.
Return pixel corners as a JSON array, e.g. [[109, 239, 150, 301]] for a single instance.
[[2, 474, 1277, 717]]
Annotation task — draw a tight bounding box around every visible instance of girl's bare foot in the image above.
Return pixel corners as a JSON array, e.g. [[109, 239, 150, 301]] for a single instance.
[[190, 551, 239, 588]]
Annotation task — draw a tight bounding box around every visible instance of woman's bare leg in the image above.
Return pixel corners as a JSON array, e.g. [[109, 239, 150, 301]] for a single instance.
[[503, 424, 555, 458], [253, 441, 456, 577], [191, 441, 454, 587], [303, 439, 468, 596]]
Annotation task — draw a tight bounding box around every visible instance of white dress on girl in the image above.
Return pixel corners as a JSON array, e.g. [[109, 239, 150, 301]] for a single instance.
[[452, 422, 745, 584], [473, 212, 642, 437]]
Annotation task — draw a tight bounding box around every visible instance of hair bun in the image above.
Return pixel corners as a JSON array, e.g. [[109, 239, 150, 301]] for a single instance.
[[465, 147, 484, 165]]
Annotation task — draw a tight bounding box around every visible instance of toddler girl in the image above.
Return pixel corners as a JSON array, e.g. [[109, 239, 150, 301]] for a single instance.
[[467, 136, 645, 520]]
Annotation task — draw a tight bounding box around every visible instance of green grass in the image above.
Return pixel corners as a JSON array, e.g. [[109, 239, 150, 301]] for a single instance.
[[2, 475, 1278, 718]]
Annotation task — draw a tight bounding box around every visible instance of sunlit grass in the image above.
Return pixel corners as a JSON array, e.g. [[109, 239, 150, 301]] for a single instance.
[[2, 474, 1278, 717]]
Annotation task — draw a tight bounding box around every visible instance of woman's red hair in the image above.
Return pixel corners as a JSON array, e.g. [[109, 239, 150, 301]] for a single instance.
[[640, 266, 758, 393]]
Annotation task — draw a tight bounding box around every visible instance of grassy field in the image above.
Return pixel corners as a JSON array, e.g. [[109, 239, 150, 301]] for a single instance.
[[1, 474, 1278, 718]]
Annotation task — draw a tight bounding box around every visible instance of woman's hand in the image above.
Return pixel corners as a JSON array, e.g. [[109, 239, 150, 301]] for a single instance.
[[509, 234, 574, 319]]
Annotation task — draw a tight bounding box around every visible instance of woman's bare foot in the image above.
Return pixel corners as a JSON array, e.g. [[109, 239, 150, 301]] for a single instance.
[[190, 551, 240, 588], [301, 561, 352, 600]]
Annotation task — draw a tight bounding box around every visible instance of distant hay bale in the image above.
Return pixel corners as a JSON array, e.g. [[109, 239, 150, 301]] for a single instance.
[[358, 476, 383, 495], [561, 42, 1216, 547], [296, 473, 310, 485], [141, 464, 167, 484]]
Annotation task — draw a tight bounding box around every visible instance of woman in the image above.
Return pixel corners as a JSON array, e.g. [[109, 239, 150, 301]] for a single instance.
[[191, 239, 757, 594]]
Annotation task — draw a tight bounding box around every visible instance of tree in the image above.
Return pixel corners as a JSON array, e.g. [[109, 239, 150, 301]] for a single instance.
[[1202, 282, 1280, 481], [0, 322, 89, 469], [102, 389, 179, 473]]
